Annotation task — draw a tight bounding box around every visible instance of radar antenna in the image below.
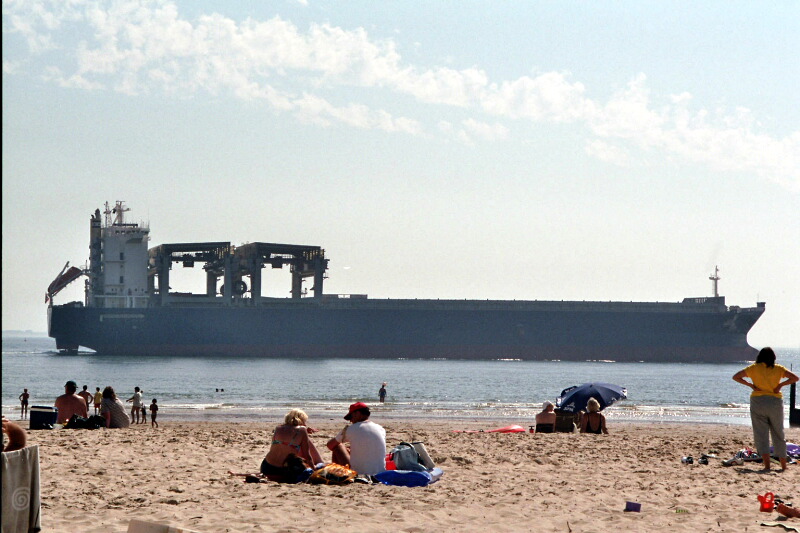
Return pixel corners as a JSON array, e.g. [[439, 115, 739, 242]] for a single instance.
[[709, 266, 720, 297]]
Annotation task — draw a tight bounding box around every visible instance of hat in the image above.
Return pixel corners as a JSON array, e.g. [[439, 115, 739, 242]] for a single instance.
[[65, 380, 77, 389], [542, 401, 554, 410], [344, 402, 369, 420]]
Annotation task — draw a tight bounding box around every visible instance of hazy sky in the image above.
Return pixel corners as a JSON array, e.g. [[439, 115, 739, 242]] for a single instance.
[[3, 1, 798, 348]]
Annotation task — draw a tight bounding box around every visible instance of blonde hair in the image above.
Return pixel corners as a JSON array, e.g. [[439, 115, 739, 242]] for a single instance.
[[586, 398, 601, 413], [284, 409, 308, 427]]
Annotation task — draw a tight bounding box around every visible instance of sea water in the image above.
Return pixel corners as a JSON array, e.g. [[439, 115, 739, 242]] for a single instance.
[[2, 335, 799, 426]]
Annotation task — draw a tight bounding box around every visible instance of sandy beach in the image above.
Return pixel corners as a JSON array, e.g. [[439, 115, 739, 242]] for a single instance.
[[7, 419, 800, 532]]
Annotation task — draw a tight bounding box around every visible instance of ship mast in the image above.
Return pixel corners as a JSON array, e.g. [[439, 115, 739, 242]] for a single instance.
[[104, 200, 129, 226], [709, 266, 720, 297]]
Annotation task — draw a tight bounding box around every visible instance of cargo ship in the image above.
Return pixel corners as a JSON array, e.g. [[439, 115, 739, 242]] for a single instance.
[[47, 202, 765, 362]]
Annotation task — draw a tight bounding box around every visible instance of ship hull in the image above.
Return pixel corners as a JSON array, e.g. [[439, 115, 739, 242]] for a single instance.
[[48, 299, 764, 362]]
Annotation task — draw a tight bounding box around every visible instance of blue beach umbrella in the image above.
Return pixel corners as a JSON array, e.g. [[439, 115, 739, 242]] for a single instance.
[[556, 382, 627, 413]]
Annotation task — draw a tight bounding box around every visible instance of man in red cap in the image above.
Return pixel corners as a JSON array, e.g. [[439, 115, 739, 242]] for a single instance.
[[327, 402, 386, 476]]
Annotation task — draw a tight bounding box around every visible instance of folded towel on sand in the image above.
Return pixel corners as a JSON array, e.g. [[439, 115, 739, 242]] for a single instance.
[[1, 445, 41, 533]]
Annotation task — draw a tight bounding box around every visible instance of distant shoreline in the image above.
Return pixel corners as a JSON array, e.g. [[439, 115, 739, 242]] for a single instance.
[[2, 331, 48, 337]]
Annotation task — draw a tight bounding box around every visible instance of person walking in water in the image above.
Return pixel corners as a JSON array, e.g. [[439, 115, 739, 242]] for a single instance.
[[733, 347, 799, 471], [19, 389, 30, 419], [379, 382, 387, 403]]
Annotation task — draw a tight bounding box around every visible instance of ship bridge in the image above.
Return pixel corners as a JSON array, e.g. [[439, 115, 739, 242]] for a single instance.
[[147, 241, 327, 305]]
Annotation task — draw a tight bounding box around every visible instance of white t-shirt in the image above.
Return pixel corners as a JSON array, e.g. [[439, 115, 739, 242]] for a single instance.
[[335, 420, 387, 475]]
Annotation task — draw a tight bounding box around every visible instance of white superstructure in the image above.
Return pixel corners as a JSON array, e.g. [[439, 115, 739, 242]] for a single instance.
[[88, 201, 150, 308]]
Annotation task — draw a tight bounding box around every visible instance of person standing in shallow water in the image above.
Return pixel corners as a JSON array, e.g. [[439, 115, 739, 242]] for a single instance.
[[19, 389, 30, 419], [78, 385, 92, 411], [733, 347, 798, 471], [379, 382, 387, 403]]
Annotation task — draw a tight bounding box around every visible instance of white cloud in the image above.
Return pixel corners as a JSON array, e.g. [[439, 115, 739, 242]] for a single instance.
[[585, 140, 631, 167], [2, 0, 798, 189], [482, 72, 592, 122], [461, 118, 508, 142]]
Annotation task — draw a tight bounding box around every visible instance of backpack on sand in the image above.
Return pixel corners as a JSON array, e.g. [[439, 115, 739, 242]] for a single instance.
[[390, 442, 427, 471]]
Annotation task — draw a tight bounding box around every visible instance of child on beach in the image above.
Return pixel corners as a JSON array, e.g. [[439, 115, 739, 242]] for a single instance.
[[141, 402, 148, 424], [93, 387, 103, 415], [150, 399, 159, 428]]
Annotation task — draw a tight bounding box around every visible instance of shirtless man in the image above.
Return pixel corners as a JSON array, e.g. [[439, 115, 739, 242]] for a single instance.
[[55, 380, 88, 424], [77, 385, 93, 411], [534, 401, 557, 433]]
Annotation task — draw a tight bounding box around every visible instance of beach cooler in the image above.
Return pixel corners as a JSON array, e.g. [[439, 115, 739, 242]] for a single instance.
[[29, 406, 58, 430]]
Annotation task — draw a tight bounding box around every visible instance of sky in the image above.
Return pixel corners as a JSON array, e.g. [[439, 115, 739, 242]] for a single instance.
[[2, 0, 798, 349]]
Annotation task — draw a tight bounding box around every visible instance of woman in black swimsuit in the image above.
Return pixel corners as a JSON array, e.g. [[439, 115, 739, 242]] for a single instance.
[[580, 398, 608, 434]]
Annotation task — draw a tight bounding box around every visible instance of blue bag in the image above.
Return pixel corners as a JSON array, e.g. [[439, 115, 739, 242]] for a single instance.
[[373, 467, 443, 487]]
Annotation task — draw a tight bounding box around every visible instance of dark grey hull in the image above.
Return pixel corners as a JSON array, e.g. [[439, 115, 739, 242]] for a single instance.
[[48, 297, 764, 362]]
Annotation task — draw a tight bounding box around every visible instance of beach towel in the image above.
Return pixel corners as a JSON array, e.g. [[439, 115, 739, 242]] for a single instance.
[[373, 467, 443, 487], [453, 425, 526, 433], [1, 445, 42, 533], [773, 442, 800, 458], [308, 463, 357, 485]]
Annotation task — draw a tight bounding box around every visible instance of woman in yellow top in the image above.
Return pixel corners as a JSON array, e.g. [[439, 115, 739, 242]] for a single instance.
[[733, 347, 799, 471]]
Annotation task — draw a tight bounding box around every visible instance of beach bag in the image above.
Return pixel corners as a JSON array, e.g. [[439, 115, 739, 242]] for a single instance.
[[308, 463, 357, 485], [86, 415, 106, 429], [390, 442, 427, 471], [64, 414, 105, 429]]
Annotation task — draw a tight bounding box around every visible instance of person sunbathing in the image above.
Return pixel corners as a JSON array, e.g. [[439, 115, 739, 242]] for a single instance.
[[580, 398, 608, 434], [261, 409, 322, 483], [534, 401, 557, 433]]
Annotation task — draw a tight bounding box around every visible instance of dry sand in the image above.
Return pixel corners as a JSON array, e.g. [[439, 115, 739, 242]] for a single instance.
[[10, 419, 800, 532]]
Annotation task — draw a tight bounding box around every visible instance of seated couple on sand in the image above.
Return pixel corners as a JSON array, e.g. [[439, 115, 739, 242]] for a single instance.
[[254, 402, 386, 484], [534, 399, 608, 434]]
